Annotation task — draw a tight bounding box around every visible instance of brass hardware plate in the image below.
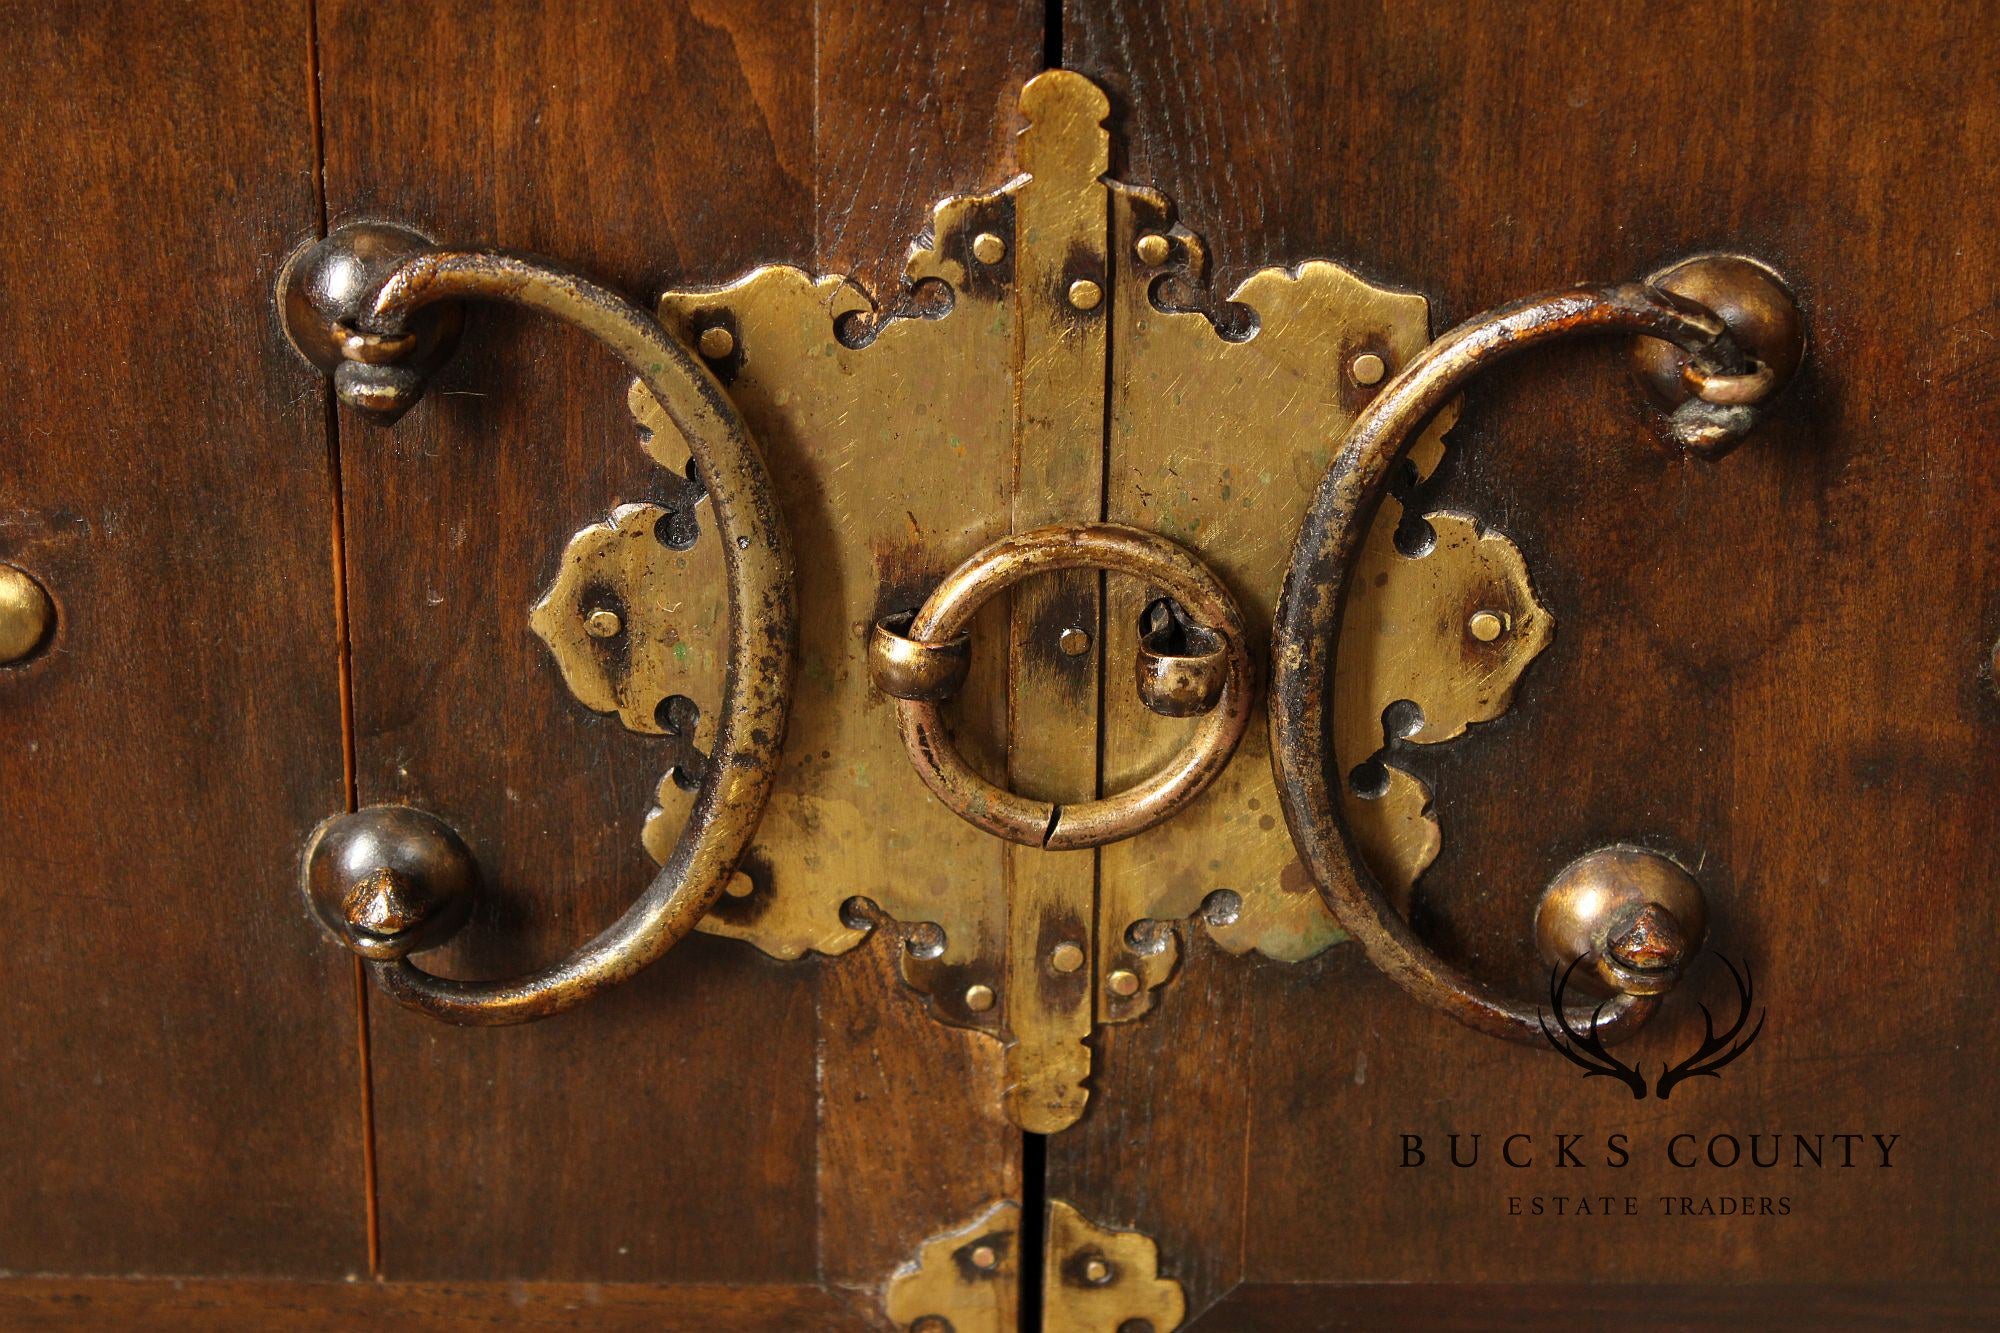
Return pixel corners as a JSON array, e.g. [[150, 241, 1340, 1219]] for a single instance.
[[884, 1200, 1021, 1333], [1042, 1199, 1184, 1333], [532, 71, 1550, 1124]]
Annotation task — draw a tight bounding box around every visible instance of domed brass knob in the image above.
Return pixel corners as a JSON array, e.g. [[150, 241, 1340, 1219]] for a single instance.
[[302, 806, 478, 960], [0, 562, 53, 665], [1534, 846, 1707, 997]]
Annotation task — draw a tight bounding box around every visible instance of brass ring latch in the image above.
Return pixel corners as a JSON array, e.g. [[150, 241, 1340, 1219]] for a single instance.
[[281, 223, 796, 1026], [869, 523, 1253, 850], [1268, 253, 1805, 1045]]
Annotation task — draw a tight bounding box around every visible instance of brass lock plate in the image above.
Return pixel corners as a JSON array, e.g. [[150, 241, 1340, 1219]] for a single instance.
[[530, 72, 1550, 1131]]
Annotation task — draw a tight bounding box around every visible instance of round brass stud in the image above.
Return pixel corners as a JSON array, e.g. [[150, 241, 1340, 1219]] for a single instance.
[[964, 983, 997, 1013], [972, 232, 1007, 265], [1350, 352, 1387, 386], [1067, 278, 1104, 311], [0, 563, 54, 665], [1467, 610, 1505, 642], [1535, 846, 1707, 997], [1050, 942, 1085, 974], [1134, 233, 1171, 266], [697, 325, 736, 360], [584, 607, 624, 639], [1058, 626, 1092, 657], [1082, 1256, 1113, 1284], [1107, 969, 1141, 998], [302, 806, 479, 961], [969, 1244, 1000, 1270], [723, 873, 755, 899]]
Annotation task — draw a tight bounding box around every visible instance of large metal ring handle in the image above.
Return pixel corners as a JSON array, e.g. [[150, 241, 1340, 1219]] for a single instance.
[[284, 226, 795, 1025], [1270, 263, 1801, 1045], [869, 524, 1253, 850]]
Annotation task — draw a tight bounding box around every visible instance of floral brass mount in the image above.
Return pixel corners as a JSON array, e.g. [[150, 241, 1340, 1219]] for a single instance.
[[531, 71, 1550, 1130]]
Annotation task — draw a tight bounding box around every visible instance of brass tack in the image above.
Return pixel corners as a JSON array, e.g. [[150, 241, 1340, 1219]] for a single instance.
[[1082, 1256, 1113, 1284], [1468, 610, 1506, 642], [1350, 352, 1387, 386], [1107, 969, 1141, 998], [697, 325, 735, 360], [0, 563, 53, 665], [584, 608, 624, 639], [964, 983, 997, 1013], [1134, 233, 1171, 265], [1058, 627, 1092, 657], [969, 1244, 999, 1270], [1050, 942, 1085, 974], [972, 232, 1007, 264], [1067, 278, 1104, 311], [724, 874, 754, 899]]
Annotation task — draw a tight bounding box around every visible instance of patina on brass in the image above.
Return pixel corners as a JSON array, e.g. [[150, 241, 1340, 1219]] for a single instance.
[[0, 562, 53, 665], [1269, 270, 1803, 1045], [871, 524, 1253, 851], [884, 1200, 1020, 1333], [279, 233, 796, 1025], [505, 70, 1560, 1127], [301, 806, 478, 961], [1042, 1200, 1185, 1333], [1535, 846, 1708, 997]]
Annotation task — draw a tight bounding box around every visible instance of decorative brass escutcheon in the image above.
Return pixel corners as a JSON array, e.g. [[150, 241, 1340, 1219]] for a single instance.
[[529, 70, 1552, 1129]]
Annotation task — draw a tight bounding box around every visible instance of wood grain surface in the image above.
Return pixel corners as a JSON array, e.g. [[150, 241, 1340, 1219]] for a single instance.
[[1057, 0, 2000, 1316], [0, 0, 362, 1277]]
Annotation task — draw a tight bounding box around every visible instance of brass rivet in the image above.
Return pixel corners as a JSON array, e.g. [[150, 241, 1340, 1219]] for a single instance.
[[697, 325, 735, 360], [1468, 610, 1506, 642], [1134, 232, 1171, 265], [1351, 352, 1387, 386], [964, 983, 997, 1012], [585, 608, 623, 639], [1107, 969, 1141, 998], [969, 1244, 999, 1270], [972, 232, 1007, 264], [0, 563, 53, 665], [1082, 1256, 1113, 1284], [724, 874, 754, 899], [1050, 942, 1085, 974], [1058, 627, 1091, 657], [1067, 278, 1104, 311]]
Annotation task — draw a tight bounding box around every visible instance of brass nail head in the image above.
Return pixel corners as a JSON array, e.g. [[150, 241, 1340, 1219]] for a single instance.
[[0, 563, 53, 665], [584, 608, 624, 639], [1067, 278, 1104, 311], [1351, 352, 1387, 386], [972, 232, 1007, 264], [1050, 942, 1085, 974], [697, 325, 735, 360], [965, 983, 997, 1013], [1134, 232, 1171, 265], [1467, 610, 1505, 642], [723, 873, 755, 899], [1058, 626, 1092, 656], [1107, 969, 1141, 998], [969, 1244, 999, 1270], [1082, 1256, 1113, 1284]]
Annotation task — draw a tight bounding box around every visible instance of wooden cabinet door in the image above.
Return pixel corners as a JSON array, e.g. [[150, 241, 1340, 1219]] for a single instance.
[[4, 2, 1996, 1328], [1047, 3, 2000, 1326]]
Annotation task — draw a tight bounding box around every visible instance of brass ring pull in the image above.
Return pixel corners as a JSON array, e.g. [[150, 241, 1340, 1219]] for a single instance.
[[869, 523, 1253, 850], [282, 224, 795, 1025], [1269, 254, 1803, 1044]]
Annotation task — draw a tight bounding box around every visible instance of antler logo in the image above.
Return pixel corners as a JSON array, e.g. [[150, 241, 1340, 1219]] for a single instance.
[[1539, 955, 1765, 1100]]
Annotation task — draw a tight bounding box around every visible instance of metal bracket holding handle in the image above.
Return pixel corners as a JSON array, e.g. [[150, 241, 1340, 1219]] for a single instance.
[[276, 71, 1804, 1117]]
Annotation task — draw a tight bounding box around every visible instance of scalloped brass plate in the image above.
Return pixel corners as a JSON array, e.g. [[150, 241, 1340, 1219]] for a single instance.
[[531, 71, 1550, 1131]]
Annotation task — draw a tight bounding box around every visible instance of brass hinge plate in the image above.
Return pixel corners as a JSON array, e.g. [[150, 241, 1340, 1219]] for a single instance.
[[531, 71, 1550, 1130]]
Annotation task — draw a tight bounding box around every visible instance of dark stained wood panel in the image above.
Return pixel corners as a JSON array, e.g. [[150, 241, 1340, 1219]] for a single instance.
[[1062, 0, 2000, 1312], [0, 0, 361, 1276], [319, 0, 1038, 1293]]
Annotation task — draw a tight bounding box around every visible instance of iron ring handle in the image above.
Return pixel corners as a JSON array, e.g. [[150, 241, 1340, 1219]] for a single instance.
[[868, 523, 1254, 850], [285, 227, 796, 1025], [1269, 258, 1802, 1044]]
